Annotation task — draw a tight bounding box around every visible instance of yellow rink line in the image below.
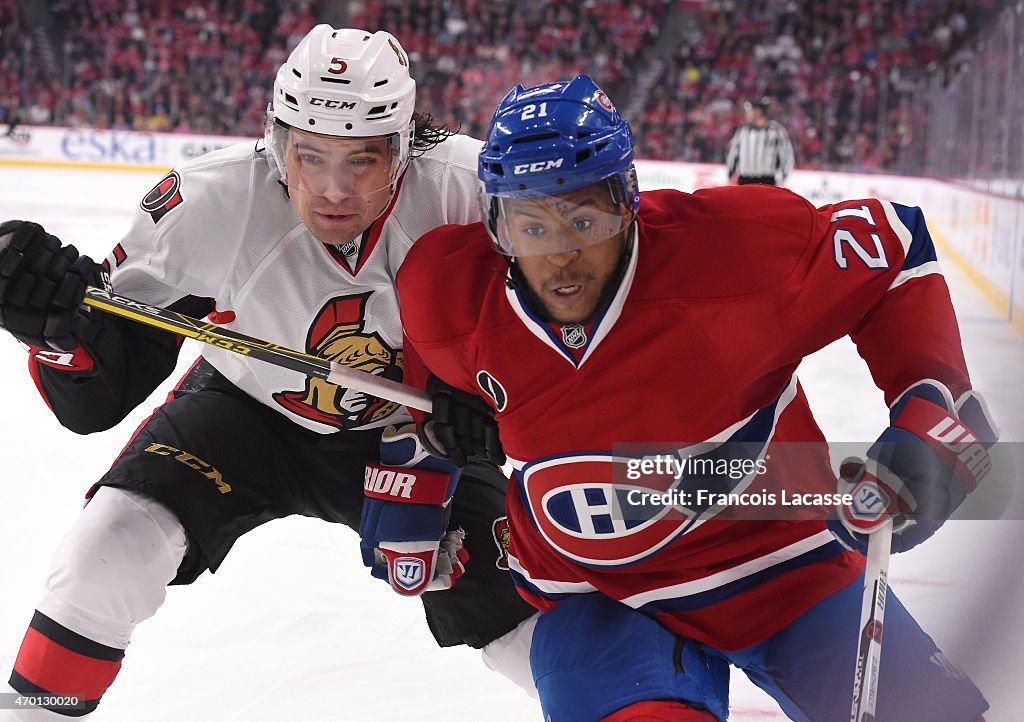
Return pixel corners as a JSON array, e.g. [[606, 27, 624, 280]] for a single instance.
[[930, 225, 1024, 338], [0, 158, 170, 173]]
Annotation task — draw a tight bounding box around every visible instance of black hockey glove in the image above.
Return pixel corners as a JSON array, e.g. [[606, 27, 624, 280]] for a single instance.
[[418, 374, 505, 468], [0, 220, 106, 370]]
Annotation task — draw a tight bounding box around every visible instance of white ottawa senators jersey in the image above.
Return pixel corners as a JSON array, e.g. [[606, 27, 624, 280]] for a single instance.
[[105, 134, 482, 433], [399, 185, 973, 650]]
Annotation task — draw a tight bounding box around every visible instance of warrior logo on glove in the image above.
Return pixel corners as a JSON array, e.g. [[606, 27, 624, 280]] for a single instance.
[[360, 424, 469, 596], [392, 556, 426, 591], [848, 479, 892, 523]]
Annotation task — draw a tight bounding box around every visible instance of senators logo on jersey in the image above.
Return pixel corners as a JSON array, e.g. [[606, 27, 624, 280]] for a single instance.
[[140, 171, 184, 223], [491, 516, 511, 570], [274, 292, 402, 430]]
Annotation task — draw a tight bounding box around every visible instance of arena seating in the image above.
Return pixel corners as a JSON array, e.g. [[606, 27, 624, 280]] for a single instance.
[[0, 0, 1005, 174]]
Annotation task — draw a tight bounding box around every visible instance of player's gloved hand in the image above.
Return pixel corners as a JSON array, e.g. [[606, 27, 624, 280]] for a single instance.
[[0, 220, 106, 372], [827, 380, 999, 554], [360, 423, 468, 596], [418, 374, 505, 468]]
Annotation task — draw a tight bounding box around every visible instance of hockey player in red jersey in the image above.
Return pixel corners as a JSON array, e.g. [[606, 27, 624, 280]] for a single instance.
[[0, 25, 536, 719], [388, 75, 999, 721]]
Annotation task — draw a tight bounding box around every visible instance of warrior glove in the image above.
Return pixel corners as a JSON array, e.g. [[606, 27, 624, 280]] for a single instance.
[[360, 423, 468, 596], [828, 380, 999, 554]]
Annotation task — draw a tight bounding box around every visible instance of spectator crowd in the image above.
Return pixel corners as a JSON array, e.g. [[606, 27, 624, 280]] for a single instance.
[[634, 0, 1003, 172], [1, 0, 318, 137], [0, 0, 1006, 174]]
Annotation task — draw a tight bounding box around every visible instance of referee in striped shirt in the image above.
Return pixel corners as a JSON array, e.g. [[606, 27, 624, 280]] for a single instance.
[[726, 97, 794, 186]]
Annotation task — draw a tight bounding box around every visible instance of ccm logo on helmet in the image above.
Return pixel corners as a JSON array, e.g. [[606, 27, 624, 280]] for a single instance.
[[309, 97, 357, 110], [513, 158, 564, 175]]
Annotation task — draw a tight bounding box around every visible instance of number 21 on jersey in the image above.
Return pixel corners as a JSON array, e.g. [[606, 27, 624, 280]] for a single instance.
[[831, 204, 889, 270]]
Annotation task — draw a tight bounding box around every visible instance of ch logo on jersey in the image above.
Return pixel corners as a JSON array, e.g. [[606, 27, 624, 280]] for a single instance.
[[140, 171, 183, 224], [561, 324, 586, 349], [476, 370, 508, 412], [521, 454, 696, 567], [491, 516, 511, 570], [393, 557, 425, 591], [274, 292, 401, 430], [519, 384, 788, 567]]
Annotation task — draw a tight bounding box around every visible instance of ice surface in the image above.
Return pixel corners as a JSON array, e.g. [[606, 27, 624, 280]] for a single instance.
[[0, 165, 1021, 721]]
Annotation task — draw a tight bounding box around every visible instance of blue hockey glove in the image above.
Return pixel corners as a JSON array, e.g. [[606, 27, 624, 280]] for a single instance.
[[360, 423, 468, 596], [828, 380, 999, 554]]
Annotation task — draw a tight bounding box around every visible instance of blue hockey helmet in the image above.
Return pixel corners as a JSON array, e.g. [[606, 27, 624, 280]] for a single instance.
[[479, 75, 639, 257]]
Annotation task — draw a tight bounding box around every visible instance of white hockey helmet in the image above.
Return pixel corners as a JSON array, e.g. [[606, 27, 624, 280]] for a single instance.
[[265, 25, 417, 193]]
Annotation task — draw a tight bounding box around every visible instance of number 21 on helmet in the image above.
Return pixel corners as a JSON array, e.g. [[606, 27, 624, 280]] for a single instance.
[[478, 74, 640, 258]]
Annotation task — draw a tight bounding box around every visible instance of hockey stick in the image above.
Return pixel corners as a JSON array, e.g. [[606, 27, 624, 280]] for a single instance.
[[81, 286, 432, 413], [850, 517, 893, 722]]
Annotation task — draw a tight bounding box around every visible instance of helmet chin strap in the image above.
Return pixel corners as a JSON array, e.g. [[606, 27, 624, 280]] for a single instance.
[[505, 224, 635, 324]]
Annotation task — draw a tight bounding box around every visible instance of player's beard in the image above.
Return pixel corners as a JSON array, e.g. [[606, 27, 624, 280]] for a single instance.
[[510, 235, 633, 325]]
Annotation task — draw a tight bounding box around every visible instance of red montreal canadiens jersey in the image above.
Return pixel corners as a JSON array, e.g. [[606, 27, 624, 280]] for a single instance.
[[399, 185, 972, 650]]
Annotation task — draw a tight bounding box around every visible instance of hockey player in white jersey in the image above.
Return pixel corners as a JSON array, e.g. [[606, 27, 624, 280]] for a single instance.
[[0, 25, 535, 719]]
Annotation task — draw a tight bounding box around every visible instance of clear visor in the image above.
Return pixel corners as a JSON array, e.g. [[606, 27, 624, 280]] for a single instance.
[[267, 119, 410, 198], [483, 180, 633, 257]]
